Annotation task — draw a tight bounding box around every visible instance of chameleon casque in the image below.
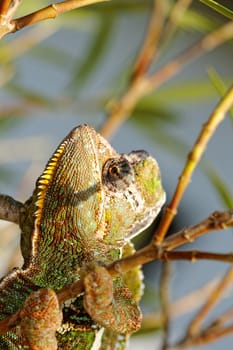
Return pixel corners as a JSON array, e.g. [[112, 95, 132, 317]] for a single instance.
[[0, 125, 165, 350]]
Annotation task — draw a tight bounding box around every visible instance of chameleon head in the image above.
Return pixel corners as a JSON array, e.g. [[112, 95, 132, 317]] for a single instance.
[[100, 147, 166, 244], [32, 124, 165, 256]]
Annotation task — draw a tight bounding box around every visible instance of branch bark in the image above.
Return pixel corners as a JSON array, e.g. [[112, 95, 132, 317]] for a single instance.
[[0, 0, 109, 38]]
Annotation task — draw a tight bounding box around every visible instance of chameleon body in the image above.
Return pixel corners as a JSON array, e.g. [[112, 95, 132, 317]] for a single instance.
[[0, 125, 166, 349]]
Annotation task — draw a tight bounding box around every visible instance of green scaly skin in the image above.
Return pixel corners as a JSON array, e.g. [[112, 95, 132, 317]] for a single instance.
[[0, 125, 166, 349]]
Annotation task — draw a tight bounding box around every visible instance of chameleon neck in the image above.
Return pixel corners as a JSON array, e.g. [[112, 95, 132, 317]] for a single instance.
[[19, 192, 121, 290]]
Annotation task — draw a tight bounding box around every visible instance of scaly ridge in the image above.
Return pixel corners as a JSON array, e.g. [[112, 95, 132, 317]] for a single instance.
[[32, 140, 68, 257]]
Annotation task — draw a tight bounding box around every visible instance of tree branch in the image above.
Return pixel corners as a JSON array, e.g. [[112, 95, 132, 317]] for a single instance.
[[0, 194, 23, 224], [11, 0, 109, 33], [100, 21, 233, 139], [0, 209, 232, 334], [163, 210, 233, 251], [132, 0, 166, 80], [153, 84, 233, 244], [187, 267, 233, 336], [0, 0, 109, 38], [159, 262, 172, 350]]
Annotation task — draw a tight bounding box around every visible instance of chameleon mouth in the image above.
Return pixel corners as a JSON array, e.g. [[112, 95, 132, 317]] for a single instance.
[[126, 189, 166, 240], [127, 213, 158, 240]]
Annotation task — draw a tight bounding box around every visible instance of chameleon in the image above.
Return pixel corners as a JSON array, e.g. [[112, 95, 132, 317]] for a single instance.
[[0, 124, 166, 349]]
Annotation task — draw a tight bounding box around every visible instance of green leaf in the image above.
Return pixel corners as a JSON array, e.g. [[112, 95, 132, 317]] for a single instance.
[[81, 0, 153, 13], [179, 9, 217, 32], [154, 80, 217, 103], [68, 16, 115, 93], [199, 0, 233, 20], [29, 45, 75, 68], [0, 115, 22, 133], [204, 163, 233, 209], [208, 67, 227, 96], [207, 67, 233, 125], [133, 96, 180, 125], [6, 83, 56, 108], [131, 100, 188, 157]]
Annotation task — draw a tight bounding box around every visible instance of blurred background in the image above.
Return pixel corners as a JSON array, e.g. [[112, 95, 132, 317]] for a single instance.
[[0, 0, 233, 349]]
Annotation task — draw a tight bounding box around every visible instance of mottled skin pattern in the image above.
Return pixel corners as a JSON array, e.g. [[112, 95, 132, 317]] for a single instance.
[[0, 125, 166, 349]]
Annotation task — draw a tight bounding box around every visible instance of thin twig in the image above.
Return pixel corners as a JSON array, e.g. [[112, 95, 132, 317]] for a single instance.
[[141, 277, 220, 331], [109, 210, 233, 276], [132, 0, 167, 80], [102, 0, 193, 138], [162, 250, 233, 264], [0, 0, 109, 38], [150, 21, 233, 88], [164, 210, 233, 251], [155, 0, 194, 60], [0, 0, 22, 37], [193, 324, 233, 345], [153, 83, 233, 245], [160, 262, 172, 350], [173, 324, 233, 349], [187, 266, 233, 336], [169, 278, 220, 320], [1, 247, 233, 335], [4, 23, 59, 59], [132, 0, 192, 85], [0, 209, 232, 334], [163, 0, 193, 41], [0, 0, 12, 16], [0, 0, 22, 19], [10, 0, 109, 34], [210, 309, 233, 328], [0, 194, 23, 224], [100, 21, 233, 139], [106, 211, 233, 282]]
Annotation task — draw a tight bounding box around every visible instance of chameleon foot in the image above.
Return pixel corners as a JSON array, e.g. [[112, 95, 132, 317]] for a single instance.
[[20, 288, 62, 350], [83, 266, 142, 334]]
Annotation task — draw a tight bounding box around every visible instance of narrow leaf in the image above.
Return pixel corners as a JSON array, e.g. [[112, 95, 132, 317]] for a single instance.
[[204, 163, 233, 209], [199, 0, 233, 20], [208, 67, 233, 124], [68, 16, 114, 93]]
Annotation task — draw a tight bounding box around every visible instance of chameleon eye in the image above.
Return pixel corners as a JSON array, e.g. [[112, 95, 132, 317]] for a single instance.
[[108, 164, 120, 177], [103, 157, 134, 191]]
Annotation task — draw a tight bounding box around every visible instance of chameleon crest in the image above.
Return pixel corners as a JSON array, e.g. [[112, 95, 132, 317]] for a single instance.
[[0, 125, 166, 349]]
